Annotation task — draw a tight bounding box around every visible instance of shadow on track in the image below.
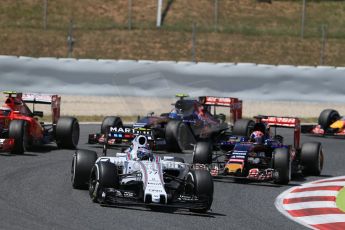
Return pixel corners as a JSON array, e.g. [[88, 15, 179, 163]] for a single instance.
[[0, 153, 38, 157], [101, 204, 226, 218], [0, 145, 59, 157], [303, 134, 345, 140], [213, 178, 284, 188]]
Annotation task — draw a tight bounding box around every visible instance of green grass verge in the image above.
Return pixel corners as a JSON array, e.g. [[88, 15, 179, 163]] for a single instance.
[[336, 187, 345, 212]]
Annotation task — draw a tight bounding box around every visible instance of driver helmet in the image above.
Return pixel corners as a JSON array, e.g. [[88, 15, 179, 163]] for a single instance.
[[169, 110, 178, 119], [196, 103, 204, 114], [250, 131, 264, 144], [136, 147, 152, 160], [0, 107, 11, 116]]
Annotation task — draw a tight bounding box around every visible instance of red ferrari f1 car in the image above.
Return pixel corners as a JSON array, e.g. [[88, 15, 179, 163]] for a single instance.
[[0, 91, 79, 154]]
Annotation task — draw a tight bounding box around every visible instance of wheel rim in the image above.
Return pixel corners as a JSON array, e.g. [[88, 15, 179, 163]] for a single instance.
[[89, 176, 97, 198], [186, 172, 195, 195]]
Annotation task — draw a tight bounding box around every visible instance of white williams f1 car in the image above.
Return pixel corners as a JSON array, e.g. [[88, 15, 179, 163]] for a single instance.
[[71, 133, 214, 213]]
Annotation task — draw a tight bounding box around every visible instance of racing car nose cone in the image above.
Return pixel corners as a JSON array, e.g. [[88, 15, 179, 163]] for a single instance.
[[330, 120, 344, 129], [152, 194, 160, 203]]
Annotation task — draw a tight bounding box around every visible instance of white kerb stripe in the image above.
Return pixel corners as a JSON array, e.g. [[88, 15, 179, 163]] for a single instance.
[[283, 201, 337, 211], [297, 181, 345, 188], [297, 214, 345, 225], [284, 190, 338, 199], [312, 177, 345, 184]]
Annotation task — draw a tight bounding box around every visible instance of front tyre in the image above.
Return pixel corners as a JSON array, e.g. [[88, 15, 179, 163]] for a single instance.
[[301, 142, 323, 176], [318, 109, 340, 130], [273, 148, 291, 185], [9, 120, 28, 155], [192, 141, 213, 164], [71, 149, 97, 189], [89, 161, 119, 203], [187, 170, 214, 213]]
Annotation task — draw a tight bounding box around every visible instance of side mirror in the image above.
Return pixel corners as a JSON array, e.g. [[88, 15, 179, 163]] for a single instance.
[[33, 111, 43, 118]]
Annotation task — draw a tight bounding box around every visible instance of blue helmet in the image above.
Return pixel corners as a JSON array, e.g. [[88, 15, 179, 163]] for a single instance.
[[169, 110, 179, 119], [137, 147, 151, 160], [250, 131, 264, 144]]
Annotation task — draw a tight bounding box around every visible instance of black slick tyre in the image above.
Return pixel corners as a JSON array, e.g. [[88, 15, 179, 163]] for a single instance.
[[56, 117, 80, 149], [273, 148, 291, 185], [301, 142, 323, 176], [188, 170, 214, 213], [101, 116, 123, 134], [318, 109, 340, 129], [9, 120, 28, 155], [89, 161, 119, 203], [233, 119, 255, 137], [192, 141, 213, 164], [71, 149, 97, 189]]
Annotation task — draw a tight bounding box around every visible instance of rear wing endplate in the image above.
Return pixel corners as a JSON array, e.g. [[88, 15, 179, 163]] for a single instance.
[[199, 96, 242, 124]]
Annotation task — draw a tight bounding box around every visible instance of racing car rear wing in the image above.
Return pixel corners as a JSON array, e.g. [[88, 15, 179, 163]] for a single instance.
[[22, 93, 59, 104], [255, 115, 301, 149], [199, 96, 242, 124], [23, 93, 61, 124], [3, 91, 61, 124]]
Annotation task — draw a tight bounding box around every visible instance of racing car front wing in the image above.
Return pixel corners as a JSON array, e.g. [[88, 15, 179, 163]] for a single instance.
[[99, 189, 209, 211], [0, 138, 14, 152]]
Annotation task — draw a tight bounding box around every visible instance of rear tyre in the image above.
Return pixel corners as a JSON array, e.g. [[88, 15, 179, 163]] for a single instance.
[[178, 122, 196, 151], [318, 109, 340, 129], [89, 161, 119, 203], [165, 120, 195, 153], [71, 149, 97, 189], [273, 148, 291, 185], [188, 170, 214, 213], [9, 120, 28, 155], [56, 117, 80, 149], [193, 141, 213, 164], [301, 142, 323, 176], [233, 119, 255, 137], [101, 116, 123, 134]]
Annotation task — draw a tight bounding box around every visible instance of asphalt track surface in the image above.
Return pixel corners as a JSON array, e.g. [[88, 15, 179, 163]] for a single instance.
[[0, 125, 344, 230]]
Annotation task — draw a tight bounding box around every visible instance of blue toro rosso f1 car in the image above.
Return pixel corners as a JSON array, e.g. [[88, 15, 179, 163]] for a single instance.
[[88, 94, 243, 153], [194, 116, 324, 185]]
